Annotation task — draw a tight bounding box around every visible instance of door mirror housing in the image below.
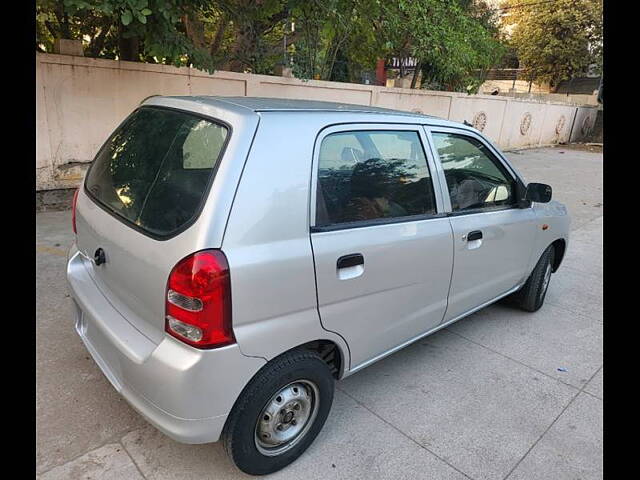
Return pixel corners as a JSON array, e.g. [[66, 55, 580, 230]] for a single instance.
[[525, 183, 552, 203]]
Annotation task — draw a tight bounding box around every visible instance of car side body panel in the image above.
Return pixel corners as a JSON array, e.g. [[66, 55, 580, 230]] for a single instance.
[[220, 112, 353, 376], [422, 125, 540, 322], [308, 123, 454, 371], [528, 200, 570, 272], [443, 208, 538, 322]]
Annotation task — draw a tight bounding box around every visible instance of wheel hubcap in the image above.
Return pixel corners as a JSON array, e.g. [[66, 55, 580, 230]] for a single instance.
[[255, 380, 319, 456]]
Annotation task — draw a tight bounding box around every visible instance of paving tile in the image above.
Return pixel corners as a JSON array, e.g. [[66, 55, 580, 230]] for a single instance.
[[37, 146, 603, 480], [339, 329, 577, 480], [584, 367, 603, 399], [543, 266, 602, 322], [36, 222, 146, 473], [569, 216, 603, 246], [448, 302, 602, 389], [38, 444, 144, 480], [508, 392, 602, 480], [121, 390, 468, 480], [561, 239, 602, 277], [507, 150, 602, 232]]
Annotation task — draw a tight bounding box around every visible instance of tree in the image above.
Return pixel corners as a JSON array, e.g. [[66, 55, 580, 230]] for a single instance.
[[203, 0, 289, 74], [36, 0, 507, 91], [386, 0, 505, 92], [500, 0, 603, 90], [287, 0, 363, 81], [37, 0, 216, 69], [288, 0, 505, 90]]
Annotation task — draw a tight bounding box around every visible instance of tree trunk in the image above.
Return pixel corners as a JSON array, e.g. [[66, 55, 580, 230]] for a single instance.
[[45, 20, 59, 39], [410, 61, 422, 89], [210, 15, 228, 58], [224, 23, 254, 72], [62, 13, 71, 38], [183, 14, 206, 49], [118, 34, 139, 61], [53, 4, 71, 38], [88, 20, 112, 57]]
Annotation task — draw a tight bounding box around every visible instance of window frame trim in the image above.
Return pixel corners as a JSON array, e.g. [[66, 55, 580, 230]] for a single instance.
[[310, 212, 449, 233], [309, 123, 447, 232], [423, 126, 529, 216]]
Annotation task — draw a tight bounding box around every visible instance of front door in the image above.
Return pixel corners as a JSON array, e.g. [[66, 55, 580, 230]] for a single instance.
[[426, 128, 537, 322], [310, 124, 454, 371]]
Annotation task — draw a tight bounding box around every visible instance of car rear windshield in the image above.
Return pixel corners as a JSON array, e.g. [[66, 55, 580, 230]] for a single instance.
[[85, 107, 229, 238]]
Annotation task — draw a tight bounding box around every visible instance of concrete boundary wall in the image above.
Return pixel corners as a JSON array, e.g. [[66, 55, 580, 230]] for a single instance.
[[36, 53, 598, 191]]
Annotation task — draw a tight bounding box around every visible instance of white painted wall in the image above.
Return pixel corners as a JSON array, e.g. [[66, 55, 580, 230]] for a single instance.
[[35, 53, 599, 191]]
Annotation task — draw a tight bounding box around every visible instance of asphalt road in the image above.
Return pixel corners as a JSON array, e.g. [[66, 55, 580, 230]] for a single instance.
[[36, 145, 603, 480]]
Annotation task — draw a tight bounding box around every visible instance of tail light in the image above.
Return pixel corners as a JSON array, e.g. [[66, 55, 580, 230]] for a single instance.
[[72, 188, 79, 234], [165, 250, 234, 349]]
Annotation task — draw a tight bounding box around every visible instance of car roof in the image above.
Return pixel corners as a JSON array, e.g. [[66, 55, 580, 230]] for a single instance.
[[143, 95, 471, 130], [149, 95, 435, 116], [202, 96, 431, 115]]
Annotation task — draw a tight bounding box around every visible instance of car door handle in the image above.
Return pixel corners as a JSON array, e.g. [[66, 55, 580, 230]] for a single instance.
[[467, 230, 483, 241], [337, 253, 364, 269]]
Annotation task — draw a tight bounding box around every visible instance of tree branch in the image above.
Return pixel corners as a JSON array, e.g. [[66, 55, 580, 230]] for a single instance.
[[88, 19, 112, 57], [44, 20, 59, 39], [210, 14, 227, 57]]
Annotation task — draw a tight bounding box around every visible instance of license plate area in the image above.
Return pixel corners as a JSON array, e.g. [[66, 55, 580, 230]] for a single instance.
[[73, 299, 124, 392]]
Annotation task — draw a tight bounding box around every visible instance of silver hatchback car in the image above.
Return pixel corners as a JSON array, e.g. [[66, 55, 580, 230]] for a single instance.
[[67, 96, 569, 475]]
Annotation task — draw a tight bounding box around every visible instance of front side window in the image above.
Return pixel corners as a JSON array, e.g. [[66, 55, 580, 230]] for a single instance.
[[432, 133, 517, 212], [85, 107, 228, 237], [316, 130, 436, 226]]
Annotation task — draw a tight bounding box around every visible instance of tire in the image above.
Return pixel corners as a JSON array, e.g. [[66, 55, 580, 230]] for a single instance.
[[510, 245, 555, 312], [222, 349, 335, 475]]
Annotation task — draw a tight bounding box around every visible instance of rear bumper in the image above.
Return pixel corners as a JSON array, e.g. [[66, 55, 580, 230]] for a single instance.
[[66, 245, 265, 443]]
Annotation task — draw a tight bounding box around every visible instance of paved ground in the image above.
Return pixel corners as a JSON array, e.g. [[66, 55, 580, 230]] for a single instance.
[[36, 145, 602, 479]]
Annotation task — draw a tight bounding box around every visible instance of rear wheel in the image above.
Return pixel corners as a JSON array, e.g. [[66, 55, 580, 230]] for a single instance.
[[222, 349, 334, 475], [510, 245, 555, 312]]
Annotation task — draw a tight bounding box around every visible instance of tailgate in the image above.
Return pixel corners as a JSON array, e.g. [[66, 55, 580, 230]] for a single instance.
[[74, 106, 231, 344], [75, 195, 171, 344]]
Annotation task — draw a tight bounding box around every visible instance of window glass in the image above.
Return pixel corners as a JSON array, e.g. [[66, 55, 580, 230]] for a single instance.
[[316, 130, 436, 226], [182, 121, 227, 169], [85, 107, 228, 237], [432, 133, 517, 212]]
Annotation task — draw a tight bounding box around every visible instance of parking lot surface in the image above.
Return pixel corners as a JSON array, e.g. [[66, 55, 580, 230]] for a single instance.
[[36, 145, 602, 479]]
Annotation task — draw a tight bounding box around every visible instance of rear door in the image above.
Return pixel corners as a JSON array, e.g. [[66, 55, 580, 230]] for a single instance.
[[76, 106, 230, 343], [424, 127, 537, 322], [310, 124, 454, 371]]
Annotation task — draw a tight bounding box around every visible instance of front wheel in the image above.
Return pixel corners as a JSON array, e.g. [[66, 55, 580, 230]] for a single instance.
[[510, 245, 555, 312], [222, 349, 334, 475]]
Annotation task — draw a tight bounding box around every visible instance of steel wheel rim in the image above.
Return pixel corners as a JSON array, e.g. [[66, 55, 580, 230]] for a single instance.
[[254, 380, 320, 456]]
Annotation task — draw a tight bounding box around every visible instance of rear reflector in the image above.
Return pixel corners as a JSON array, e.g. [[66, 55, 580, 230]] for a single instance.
[[165, 250, 234, 349], [72, 188, 79, 234]]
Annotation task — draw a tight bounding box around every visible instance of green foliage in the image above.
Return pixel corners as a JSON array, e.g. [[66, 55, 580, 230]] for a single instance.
[[288, 0, 505, 90], [501, 0, 603, 88], [37, 0, 214, 70], [380, 0, 505, 91], [36, 0, 510, 91], [212, 0, 288, 74]]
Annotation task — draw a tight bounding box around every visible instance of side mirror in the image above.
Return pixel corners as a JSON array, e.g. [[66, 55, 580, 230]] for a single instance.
[[525, 183, 552, 203]]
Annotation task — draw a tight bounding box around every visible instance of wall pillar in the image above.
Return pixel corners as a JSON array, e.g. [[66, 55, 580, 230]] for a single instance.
[[375, 59, 386, 87]]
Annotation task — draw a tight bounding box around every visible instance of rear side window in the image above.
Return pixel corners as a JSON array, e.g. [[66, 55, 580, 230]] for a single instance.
[[85, 107, 229, 238], [316, 130, 436, 226]]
